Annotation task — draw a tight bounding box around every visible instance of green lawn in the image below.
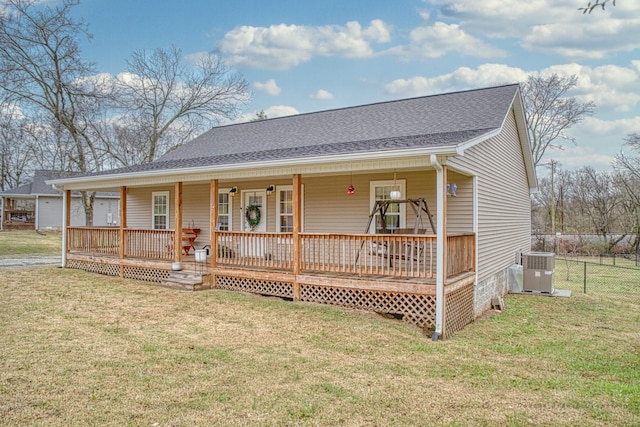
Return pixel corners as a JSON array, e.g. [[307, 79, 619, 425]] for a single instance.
[[1, 266, 639, 426], [0, 229, 62, 257]]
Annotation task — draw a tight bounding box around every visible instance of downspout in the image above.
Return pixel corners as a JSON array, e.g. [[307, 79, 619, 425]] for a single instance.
[[430, 154, 445, 341], [34, 195, 39, 230], [52, 184, 67, 268]]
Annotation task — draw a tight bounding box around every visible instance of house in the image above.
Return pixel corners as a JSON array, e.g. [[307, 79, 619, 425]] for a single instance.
[[47, 84, 536, 339], [1, 170, 120, 230]]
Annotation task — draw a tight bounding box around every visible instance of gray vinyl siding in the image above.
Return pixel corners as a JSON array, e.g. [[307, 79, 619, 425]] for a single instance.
[[448, 109, 532, 283], [446, 171, 473, 234], [303, 171, 443, 234], [37, 196, 63, 228], [127, 186, 173, 229], [127, 184, 211, 248], [92, 197, 120, 226], [35, 196, 119, 228]]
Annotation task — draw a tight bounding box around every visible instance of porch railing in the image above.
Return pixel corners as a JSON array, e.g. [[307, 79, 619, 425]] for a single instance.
[[217, 231, 293, 270], [125, 229, 174, 260], [67, 227, 119, 255], [447, 233, 475, 277], [66, 227, 475, 279], [300, 233, 437, 278]]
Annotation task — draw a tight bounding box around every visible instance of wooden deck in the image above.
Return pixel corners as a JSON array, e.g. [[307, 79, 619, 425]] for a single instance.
[[64, 228, 476, 337]]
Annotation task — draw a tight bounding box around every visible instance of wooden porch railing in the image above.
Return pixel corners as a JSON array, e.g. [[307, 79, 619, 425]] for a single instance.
[[216, 231, 293, 270], [300, 233, 437, 278], [124, 229, 175, 260], [66, 227, 475, 279], [67, 227, 119, 255], [447, 233, 475, 277]]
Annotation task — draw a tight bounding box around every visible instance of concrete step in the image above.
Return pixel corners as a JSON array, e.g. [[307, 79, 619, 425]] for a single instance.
[[161, 272, 211, 291], [167, 270, 203, 281]]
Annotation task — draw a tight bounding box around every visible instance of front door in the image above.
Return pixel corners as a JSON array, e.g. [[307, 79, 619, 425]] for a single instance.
[[242, 190, 266, 232], [241, 190, 267, 257]]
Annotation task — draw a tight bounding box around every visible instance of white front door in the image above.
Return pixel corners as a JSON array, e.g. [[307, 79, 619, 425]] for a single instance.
[[242, 190, 267, 232], [241, 190, 267, 257]]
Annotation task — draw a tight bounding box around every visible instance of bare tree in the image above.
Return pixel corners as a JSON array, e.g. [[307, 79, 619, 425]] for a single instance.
[[521, 74, 595, 167], [570, 167, 626, 253], [0, 0, 113, 225], [110, 46, 250, 166], [615, 133, 640, 252], [579, 0, 616, 13], [0, 102, 36, 190]]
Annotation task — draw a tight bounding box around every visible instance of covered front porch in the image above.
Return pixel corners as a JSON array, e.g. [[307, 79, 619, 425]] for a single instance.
[[59, 162, 477, 338]]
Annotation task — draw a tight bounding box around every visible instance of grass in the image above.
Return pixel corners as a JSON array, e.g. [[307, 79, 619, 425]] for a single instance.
[[1, 232, 639, 425], [0, 229, 62, 257], [1, 267, 639, 426]]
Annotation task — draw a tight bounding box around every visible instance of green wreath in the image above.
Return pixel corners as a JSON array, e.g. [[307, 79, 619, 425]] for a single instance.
[[245, 204, 261, 229]]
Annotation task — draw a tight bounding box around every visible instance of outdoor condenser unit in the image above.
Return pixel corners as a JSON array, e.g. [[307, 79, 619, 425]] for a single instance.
[[522, 252, 555, 293]]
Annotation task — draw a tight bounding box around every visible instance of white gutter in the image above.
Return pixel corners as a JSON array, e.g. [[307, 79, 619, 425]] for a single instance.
[[430, 154, 445, 341], [35, 195, 39, 230], [46, 145, 461, 188]]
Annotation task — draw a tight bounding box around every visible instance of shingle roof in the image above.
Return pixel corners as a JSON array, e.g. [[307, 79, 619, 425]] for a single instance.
[[1, 170, 118, 196], [0, 170, 62, 196], [160, 84, 519, 163], [51, 84, 521, 180]]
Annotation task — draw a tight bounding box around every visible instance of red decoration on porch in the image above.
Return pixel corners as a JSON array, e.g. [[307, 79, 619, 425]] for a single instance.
[[347, 184, 355, 195]]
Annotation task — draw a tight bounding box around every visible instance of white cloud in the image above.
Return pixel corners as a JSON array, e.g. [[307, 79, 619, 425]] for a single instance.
[[264, 105, 300, 118], [253, 79, 281, 96], [219, 20, 392, 70], [384, 64, 528, 97], [385, 62, 640, 113], [233, 105, 300, 123], [384, 21, 506, 60], [425, 0, 640, 60], [311, 89, 334, 100]]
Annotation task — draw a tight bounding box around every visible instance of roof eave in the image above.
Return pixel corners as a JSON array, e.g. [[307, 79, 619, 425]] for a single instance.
[[46, 145, 460, 189]]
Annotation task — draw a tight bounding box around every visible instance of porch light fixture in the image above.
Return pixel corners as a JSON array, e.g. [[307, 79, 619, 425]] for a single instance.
[[229, 186, 238, 196], [347, 172, 355, 195], [446, 183, 457, 197], [266, 184, 275, 195]]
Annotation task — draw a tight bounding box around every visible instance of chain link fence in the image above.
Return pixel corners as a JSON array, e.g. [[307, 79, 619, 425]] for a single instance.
[[554, 256, 640, 299]]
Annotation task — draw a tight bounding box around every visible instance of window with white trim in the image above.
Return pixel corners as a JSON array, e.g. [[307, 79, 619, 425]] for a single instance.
[[152, 191, 170, 230], [369, 180, 406, 233], [217, 190, 233, 231], [276, 185, 303, 232]]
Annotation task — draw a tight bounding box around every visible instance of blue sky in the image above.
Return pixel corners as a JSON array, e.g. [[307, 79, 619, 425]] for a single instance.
[[72, 0, 639, 171]]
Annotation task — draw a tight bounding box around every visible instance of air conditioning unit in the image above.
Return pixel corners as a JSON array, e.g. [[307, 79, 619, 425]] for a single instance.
[[522, 252, 555, 293]]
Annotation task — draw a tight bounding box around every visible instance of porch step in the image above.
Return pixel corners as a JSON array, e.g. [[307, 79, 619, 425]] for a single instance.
[[161, 271, 211, 291]]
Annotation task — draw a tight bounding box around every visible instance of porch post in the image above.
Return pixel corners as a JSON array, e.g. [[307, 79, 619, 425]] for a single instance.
[[210, 179, 218, 268], [292, 173, 302, 300], [175, 182, 183, 263], [119, 186, 127, 277]]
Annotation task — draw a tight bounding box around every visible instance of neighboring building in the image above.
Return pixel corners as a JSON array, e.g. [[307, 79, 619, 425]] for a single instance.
[[47, 84, 536, 338], [1, 170, 119, 230]]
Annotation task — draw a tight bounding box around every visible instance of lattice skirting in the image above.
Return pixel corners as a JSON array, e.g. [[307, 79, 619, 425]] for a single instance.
[[300, 284, 437, 330], [66, 259, 170, 283], [66, 259, 120, 277], [444, 283, 474, 338], [123, 266, 170, 283], [215, 275, 294, 298]]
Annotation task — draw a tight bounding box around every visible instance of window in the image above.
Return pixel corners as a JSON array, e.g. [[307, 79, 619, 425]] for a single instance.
[[152, 191, 170, 229], [369, 180, 406, 233], [276, 185, 303, 232], [217, 190, 233, 231]]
